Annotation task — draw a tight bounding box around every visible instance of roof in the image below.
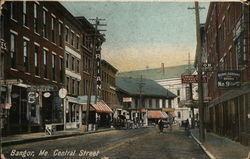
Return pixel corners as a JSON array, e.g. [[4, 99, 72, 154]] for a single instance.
[[116, 77, 176, 99], [117, 65, 195, 80]]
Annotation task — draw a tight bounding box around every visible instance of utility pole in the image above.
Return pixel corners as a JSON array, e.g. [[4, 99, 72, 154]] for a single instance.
[[188, 2, 205, 142], [138, 75, 144, 125], [85, 17, 106, 131]]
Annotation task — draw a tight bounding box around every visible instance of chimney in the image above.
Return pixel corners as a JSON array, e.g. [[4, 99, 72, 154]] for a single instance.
[[161, 63, 165, 75]]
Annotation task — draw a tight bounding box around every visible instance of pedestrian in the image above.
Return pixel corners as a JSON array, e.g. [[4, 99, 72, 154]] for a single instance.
[[158, 119, 164, 133], [185, 119, 190, 130]]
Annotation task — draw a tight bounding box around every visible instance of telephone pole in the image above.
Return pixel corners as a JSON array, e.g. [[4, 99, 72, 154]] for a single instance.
[[85, 17, 106, 131], [188, 2, 205, 142]]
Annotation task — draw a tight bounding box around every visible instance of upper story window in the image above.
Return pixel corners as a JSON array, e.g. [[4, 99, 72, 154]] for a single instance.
[[23, 39, 29, 72], [71, 56, 75, 71], [59, 22, 63, 47], [23, 1, 28, 26], [76, 60, 80, 73], [10, 2, 17, 21], [76, 35, 79, 49], [34, 3, 39, 33], [66, 53, 69, 68], [156, 99, 159, 108], [52, 54, 56, 81], [72, 78, 75, 94], [177, 89, 180, 96], [42, 9, 48, 38], [34, 45, 39, 76], [59, 57, 63, 82], [65, 27, 69, 42], [43, 49, 48, 78], [71, 31, 74, 46], [51, 17, 55, 43], [10, 33, 17, 69]]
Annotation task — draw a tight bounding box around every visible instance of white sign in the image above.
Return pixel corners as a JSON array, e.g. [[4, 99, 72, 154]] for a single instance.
[[123, 97, 132, 102], [59, 88, 67, 99], [43, 92, 51, 98], [28, 92, 36, 104]]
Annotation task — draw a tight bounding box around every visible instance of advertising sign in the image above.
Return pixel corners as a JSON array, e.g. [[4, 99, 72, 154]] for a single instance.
[[181, 75, 207, 83], [123, 97, 132, 102], [217, 71, 241, 89]]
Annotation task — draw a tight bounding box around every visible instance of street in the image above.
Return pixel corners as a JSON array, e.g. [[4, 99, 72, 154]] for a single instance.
[[3, 127, 209, 159]]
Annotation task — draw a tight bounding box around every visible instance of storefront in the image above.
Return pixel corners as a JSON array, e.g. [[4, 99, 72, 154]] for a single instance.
[[64, 96, 82, 129]]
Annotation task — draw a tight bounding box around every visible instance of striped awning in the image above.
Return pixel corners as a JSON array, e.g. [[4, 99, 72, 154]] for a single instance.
[[148, 111, 166, 119], [161, 111, 169, 118], [91, 100, 113, 114], [168, 111, 176, 118]]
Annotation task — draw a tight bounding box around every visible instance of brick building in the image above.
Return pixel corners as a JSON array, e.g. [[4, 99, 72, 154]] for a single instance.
[[1, 1, 67, 134], [201, 2, 250, 145]]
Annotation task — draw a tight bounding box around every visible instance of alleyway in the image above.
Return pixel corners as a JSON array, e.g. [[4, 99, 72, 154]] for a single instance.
[[3, 127, 209, 159]]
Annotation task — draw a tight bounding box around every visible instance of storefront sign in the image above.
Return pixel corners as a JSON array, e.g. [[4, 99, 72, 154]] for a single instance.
[[217, 71, 241, 89], [28, 92, 36, 104], [59, 88, 67, 99], [123, 97, 132, 102], [202, 63, 213, 72], [27, 85, 57, 92], [0, 79, 20, 85], [181, 75, 207, 83], [2, 103, 11, 109], [96, 48, 101, 90], [43, 92, 51, 98]]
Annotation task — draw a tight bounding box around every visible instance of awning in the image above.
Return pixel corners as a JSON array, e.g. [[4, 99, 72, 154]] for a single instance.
[[168, 111, 176, 118], [91, 100, 113, 114], [161, 111, 169, 118], [162, 108, 175, 112], [148, 111, 166, 119], [82, 104, 95, 111], [140, 108, 146, 113]]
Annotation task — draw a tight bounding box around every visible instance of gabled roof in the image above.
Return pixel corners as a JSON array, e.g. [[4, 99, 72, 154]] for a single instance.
[[116, 77, 176, 99], [118, 65, 195, 80]]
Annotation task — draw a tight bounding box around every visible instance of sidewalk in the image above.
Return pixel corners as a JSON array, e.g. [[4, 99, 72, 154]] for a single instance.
[[2, 127, 114, 147], [191, 129, 250, 159]]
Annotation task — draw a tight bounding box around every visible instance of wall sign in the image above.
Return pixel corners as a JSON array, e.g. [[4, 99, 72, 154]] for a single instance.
[[217, 71, 241, 89]]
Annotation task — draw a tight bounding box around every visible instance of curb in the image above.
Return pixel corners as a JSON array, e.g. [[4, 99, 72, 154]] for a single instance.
[[2, 128, 115, 147], [190, 132, 217, 159]]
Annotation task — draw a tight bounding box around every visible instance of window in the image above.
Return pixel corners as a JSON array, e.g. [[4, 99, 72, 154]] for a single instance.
[[34, 45, 39, 75], [168, 100, 172, 108], [52, 54, 56, 81], [177, 89, 180, 96], [76, 60, 80, 73], [71, 31, 74, 46], [66, 77, 70, 92], [34, 3, 38, 33], [43, 49, 48, 78], [51, 17, 55, 43], [76, 36, 79, 49], [156, 99, 159, 108], [42, 9, 47, 38], [10, 33, 17, 69], [65, 27, 69, 42], [177, 97, 180, 104], [23, 1, 27, 26], [149, 99, 152, 108], [66, 53, 69, 68], [23, 40, 29, 72], [59, 57, 63, 82], [72, 57, 75, 71], [76, 81, 80, 95], [59, 22, 63, 47], [178, 112, 181, 118], [72, 79, 75, 94], [10, 2, 17, 20], [162, 99, 166, 108]]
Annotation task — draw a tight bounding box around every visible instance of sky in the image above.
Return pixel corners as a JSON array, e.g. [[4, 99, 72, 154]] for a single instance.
[[61, 2, 209, 72]]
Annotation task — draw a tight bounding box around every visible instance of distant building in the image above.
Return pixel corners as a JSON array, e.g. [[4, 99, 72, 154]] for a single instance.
[[118, 64, 199, 124], [116, 77, 176, 125]]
